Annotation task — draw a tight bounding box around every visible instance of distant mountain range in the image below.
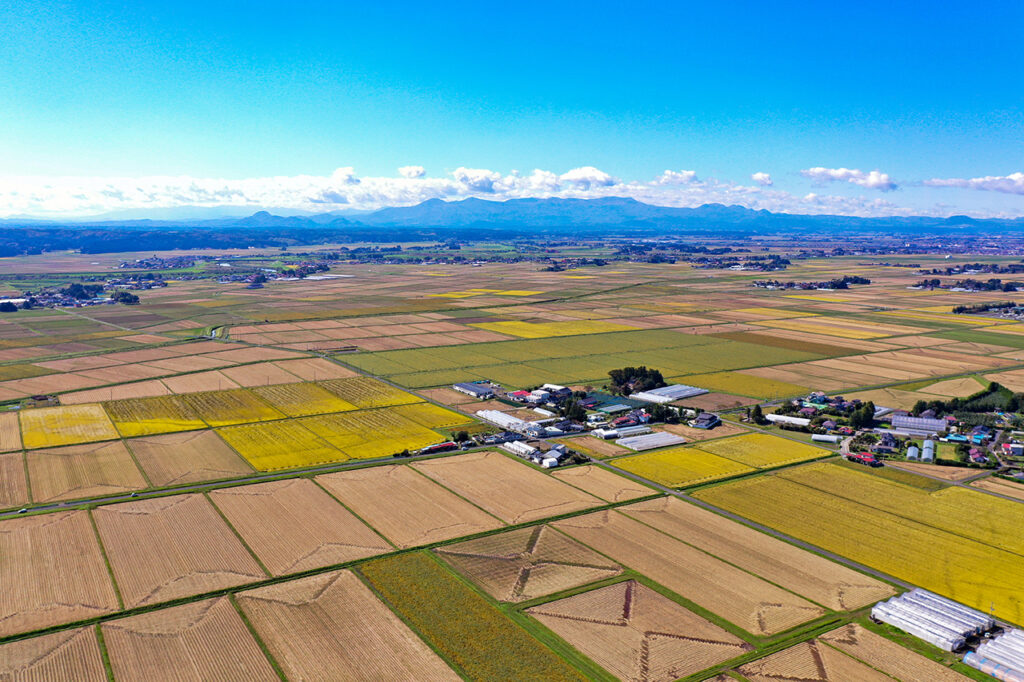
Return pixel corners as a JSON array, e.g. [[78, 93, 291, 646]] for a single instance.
[[2, 197, 1023, 233]]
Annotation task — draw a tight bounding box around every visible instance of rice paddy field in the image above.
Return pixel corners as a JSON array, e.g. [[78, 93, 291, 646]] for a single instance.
[[5, 250, 1024, 677]]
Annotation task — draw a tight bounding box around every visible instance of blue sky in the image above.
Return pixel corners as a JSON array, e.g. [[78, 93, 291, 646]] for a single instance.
[[2, 1, 1023, 217]]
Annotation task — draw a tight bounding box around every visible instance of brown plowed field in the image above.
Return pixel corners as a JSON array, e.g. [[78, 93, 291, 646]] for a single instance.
[[820, 624, 970, 682], [126, 430, 252, 486], [27, 441, 148, 503], [528, 580, 752, 682], [412, 451, 604, 524], [553, 510, 824, 636], [317, 464, 502, 547], [102, 597, 278, 682], [219, 362, 303, 387], [436, 525, 621, 602], [552, 465, 653, 502], [0, 452, 28, 508], [61, 379, 172, 405], [0, 627, 106, 681], [93, 494, 266, 607], [0, 511, 119, 637], [0, 411, 22, 452], [209, 478, 391, 575], [237, 570, 459, 681], [972, 476, 1024, 501], [620, 497, 894, 611], [272, 357, 357, 380], [160, 370, 240, 394], [738, 640, 891, 682]]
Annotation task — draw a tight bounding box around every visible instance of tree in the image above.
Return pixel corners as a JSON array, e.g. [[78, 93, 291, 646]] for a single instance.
[[110, 290, 140, 305], [750, 404, 766, 425], [911, 400, 928, 416], [849, 402, 875, 430], [452, 430, 469, 443], [559, 399, 586, 422], [0, 302, 17, 313]]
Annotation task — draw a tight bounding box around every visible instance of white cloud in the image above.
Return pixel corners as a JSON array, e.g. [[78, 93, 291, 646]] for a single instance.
[[558, 166, 616, 189], [398, 165, 425, 179], [653, 170, 698, 185], [751, 172, 773, 186], [924, 172, 1024, 195], [801, 167, 897, 191]]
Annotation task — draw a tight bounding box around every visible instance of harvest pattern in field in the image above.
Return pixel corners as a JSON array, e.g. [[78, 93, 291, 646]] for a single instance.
[[360, 552, 588, 682], [387, 401, 474, 429], [317, 464, 503, 547], [249, 381, 357, 416], [413, 451, 603, 523], [27, 441, 148, 502], [217, 419, 345, 470], [470, 319, 638, 338], [209, 478, 391, 574], [126, 429, 252, 486], [528, 580, 753, 682], [102, 394, 206, 437], [102, 597, 278, 682], [553, 510, 825, 636], [319, 375, 423, 408], [819, 624, 970, 682], [0, 411, 22, 452], [301, 408, 446, 459], [93, 494, 266, 607], [0, 511, 119, 637], [613, 446, 755, 488], [183, 389, 284, 427], [620, 497, 894, 610], [20, 404, 120, 449], [693, 432, 829, 469], [972, 476, 1024, 500], [675, 371, 810, 398], [552, 465, 654, 502], [0, 627, 107, 681], [237, 570, 460, 681], [737, 640, 892, 682], [436, 525, 622, 602], [0, 452, 28, 508]]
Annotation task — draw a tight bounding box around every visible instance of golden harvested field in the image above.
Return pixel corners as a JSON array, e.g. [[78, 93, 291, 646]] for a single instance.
[[182, 389, 284, 427], [413, 451, 604, 523], [553, 510, 824, 636], [93, 494, 266, 608], [675, 371, 809, 398], [553, 435, 630, 458], [317, 464, 502, 547], [61, 379, 172, 405], [613, 446, 755, 488], [916, 375, 986, 397], [620, 497, 894, 610], [0, 411, 22, 451], [471, 319, 637, 338], [888, 460, 979, 481], [552, 465, 653, 502], [656, 420, 749, 442], [0, 452, 28, 508], [388, 401, 473, 429], [418, 386, 477, 405], [972, 476, 1024, 501], [27, 441, 148, 502], [219, 361, 303, 387], [102, 597, 278, 682], [319, 376, 423, 408], [103, 394, 206, 437], [695, 469, 1024, 624], [209, 478, 391, 574], [738, 640, 892, 682], [160, 369, 241, 394], [694, 433, 829, 469], [0, 511, 120, 637], [301, 408, 445, 459], [249, 381, 357, 416], [273, 357, 358, 380], [436, 525, 622, 602], [126, 430, 252, 486], [820, 624, 970, 682], [20, 404, 120, 449], [217, 419, 345, 470], [237, 570, 459, 681], [0, 627, 107, 681], [528, 580, 752, 682]]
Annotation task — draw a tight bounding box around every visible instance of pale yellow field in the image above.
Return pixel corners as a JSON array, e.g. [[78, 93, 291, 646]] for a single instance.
[[0, 452, 28, 508], [27, 441, 148, 503], [183, 389, 284, 427], [0, 627, 107, 681], [0, 411, 22, 451], [237, 570, 459, 681], [821, 624, 970, 682], [126, 430, 253, 486], [103, 394, 206, 437], [613, 446, 754, 488], [216, 420, 345, 471], [93, 494, 266, 608], [413, 451, 603, 524], [553, 510, 824, 636], [317, 464, 503, 547], [674, 371, 809, 398], [319, 376, 423, 408], [470, 319, 637, 338], [0, 511, 120, 637], [102, 597, 278, 682], [301, 408, 444, 459], [552, 465, 653, 502], [209, 478, 391, 574], [972, 476, 1024, 501], [739, 640, 891, 682], [20, 404, 120, 449], [694, 433, 829, 469], [249, 381, 357, 416], [387, 401, 473, 429]]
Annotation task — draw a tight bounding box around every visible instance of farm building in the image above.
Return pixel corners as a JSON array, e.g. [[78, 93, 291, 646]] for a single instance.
[[964, 628, 1024, 681], [630, 384, 708, 404], [475, 410, 531, 433], [811, 434, 841, 444], [453, 382, 495, 399], [871, 589, 994, 651], [891, 415, 947, 436], [616, 431, 684, 451], [499, 441, 539, 458], [922, 439, 936, 462], [906, 445, 920, 460], [691, 412, 721, 429], [765, 414, 811, 427], [540, 384, 573, 399]]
